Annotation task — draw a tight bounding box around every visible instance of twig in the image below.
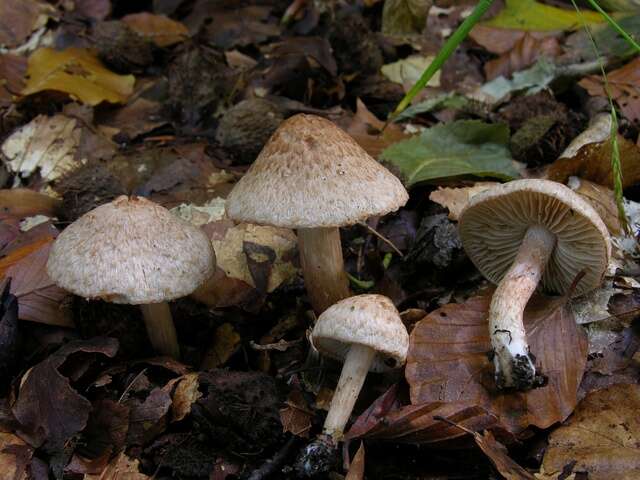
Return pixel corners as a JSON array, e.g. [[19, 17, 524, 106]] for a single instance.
[[118, 368, 148, 404], [249, 339, 303, 351], [247, 436, 299, 480], [357, 221, 403, 257]]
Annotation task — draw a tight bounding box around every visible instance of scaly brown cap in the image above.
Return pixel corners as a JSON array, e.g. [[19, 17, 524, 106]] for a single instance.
[[311, 294, 409, 372], [226, 114, 408, 228], [47, 196, 216, 304]]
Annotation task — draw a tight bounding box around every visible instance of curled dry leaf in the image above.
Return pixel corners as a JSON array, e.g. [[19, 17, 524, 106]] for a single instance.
[[1, 114, 82, 182], [345, 442, 366, 480], [547, 113, 640, 189], [83, 452, 149, 480], [429, 183, 499, 221], [0, 432, 32, 480], [170, 372, 202, 422], [12, 337, 119, 449], [125, 387, 172, 446], [484, 33, 561, 81], [121, 13, 189, 47], [22, 48, 135, 105], [406, 295, 588, 434], [470, 430, 534, 480], [280, 388, 313, 438], [0, 189, 61, 222], [579, 57, 640, 125], [0, 0, 55, 49], [540, 383, 640, 480]]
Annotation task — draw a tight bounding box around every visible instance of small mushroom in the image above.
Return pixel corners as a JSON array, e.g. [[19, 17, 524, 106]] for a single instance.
[[459, 179, 611, 390], [296, 294, 409, 476], [226, 114, 408, 314], [47, 196, 216, 359]]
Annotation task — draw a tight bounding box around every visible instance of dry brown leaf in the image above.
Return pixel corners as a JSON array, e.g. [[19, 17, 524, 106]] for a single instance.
[[429, 183, 499, 220], [22, 48, 134, 105], [280, 389, 313, 438], [122, 13, 189, 47], [567, 177, 621, 235], [84, 452, 149, 480], [0, 432, 31, 480], [74, 0, 111, 21], [473, 430, 535, 480], [200, 323, 241, 370], [547, 113, 640, 189], [580, 57, 640, 125], [345, 442, 366, 480], [541, 383, 640, 480], [469, 25, 559, 55], [406, 295, 588, 434], [97, 97, 166, 140], [170, 372, 202, 422], [343, 99, 408, 159], [5, 238, 73, 327], [0, 54, 26, 107], [1, 114, 82, 182], [0, 189, 60, 221], [0, 0, 55, 49], [484, 33, 561, 80]]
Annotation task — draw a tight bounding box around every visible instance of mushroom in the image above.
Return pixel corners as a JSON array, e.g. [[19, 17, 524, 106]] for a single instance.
[[46, 196, 216, 359], [459, 179, 610, 390], [297, 294, 409, 475], [226, 114, 408, 314]]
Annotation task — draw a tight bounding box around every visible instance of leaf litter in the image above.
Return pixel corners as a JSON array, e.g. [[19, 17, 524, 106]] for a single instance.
[[0, 1, 639, 479]]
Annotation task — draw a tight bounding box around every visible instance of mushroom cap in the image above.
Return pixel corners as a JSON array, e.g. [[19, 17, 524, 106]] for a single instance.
[[311, 294, 409, 372], [47, 196, 216, 304], [226, 114, 409, 229], [459, 179, 611, 296]]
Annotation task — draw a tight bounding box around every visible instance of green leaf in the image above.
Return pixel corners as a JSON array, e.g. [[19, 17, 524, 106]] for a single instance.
[[394, 93, 469, 121], [477, 58, 557, 104], [567, 14, 640, 61], [482, 0, 603, 31], [381, 120, 520, 186]]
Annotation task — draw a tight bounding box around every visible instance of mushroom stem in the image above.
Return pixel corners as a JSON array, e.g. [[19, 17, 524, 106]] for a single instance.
[[323, 343, 376, 439], [140, 302, 180, 359], [489, 224, 556, 390], [298, 227, 350, 314]]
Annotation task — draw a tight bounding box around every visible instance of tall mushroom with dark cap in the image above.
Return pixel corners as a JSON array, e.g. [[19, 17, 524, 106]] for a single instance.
[[459, 179, 610, 390], [226, 114, 408, 314], [296, 294, 409, 476], [47, 196, 216, 359]]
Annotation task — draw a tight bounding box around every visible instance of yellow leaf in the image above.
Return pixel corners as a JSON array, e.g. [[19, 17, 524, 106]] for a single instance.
[[22, 47, 134, 105], [483, 0, 603, 31]]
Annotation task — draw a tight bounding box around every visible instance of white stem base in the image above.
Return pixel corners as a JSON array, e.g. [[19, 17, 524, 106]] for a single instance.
[[322, 344, 376, 440], [489, 225, 555, 390], [140, 302, 180, 359]]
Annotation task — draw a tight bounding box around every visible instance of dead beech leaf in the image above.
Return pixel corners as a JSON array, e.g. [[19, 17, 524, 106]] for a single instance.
[[567, 177, 621, 235], [0, 432, 31, 480], [0, 54, 27, 106], [579, 57, 640, 125], [0, 189, 60, 221], [170, 372, 201, 422], [22, 48, 134, 105], [541, 383, 640, 480], [345, 442, 366, 480], [0, 0, 55, 49], [547, 113, 640, 189], [125, 387, 172, 446], [280, 389, 313, 438], [406, 295, 588, 434], [1, 114, 82, 182], [484, 33, 561, 80], [2, 237, 73, 327], [469, 25, 559, 56], [200, 323, 241, 370], [429, 183, 499, 221], [84, 452, 149, 480], [97, 97, 166, 141], [122, 13, 189, 47], [472, 431, 534, 480], [12, 337, 119, 449], [343, 99, 408, 159]]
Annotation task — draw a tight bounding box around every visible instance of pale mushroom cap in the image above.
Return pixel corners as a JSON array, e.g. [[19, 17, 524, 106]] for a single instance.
[[47, 196, 216, 304], [459, 179, 611, 296], [311, 294, 409, 372], [226, 114, 409, 228]]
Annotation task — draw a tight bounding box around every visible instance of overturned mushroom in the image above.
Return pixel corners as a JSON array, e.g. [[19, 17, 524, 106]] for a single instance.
[[226, 114, 408, 314], [296, 294, 409, 476], [46, 195, 216, 359], [459, 179, 610, 390]]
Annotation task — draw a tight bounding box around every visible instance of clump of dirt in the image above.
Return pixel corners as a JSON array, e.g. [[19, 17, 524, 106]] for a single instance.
[[92, 21, 155, 73], [54, 163, 127, 222], [216, 98, 285, 164]]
